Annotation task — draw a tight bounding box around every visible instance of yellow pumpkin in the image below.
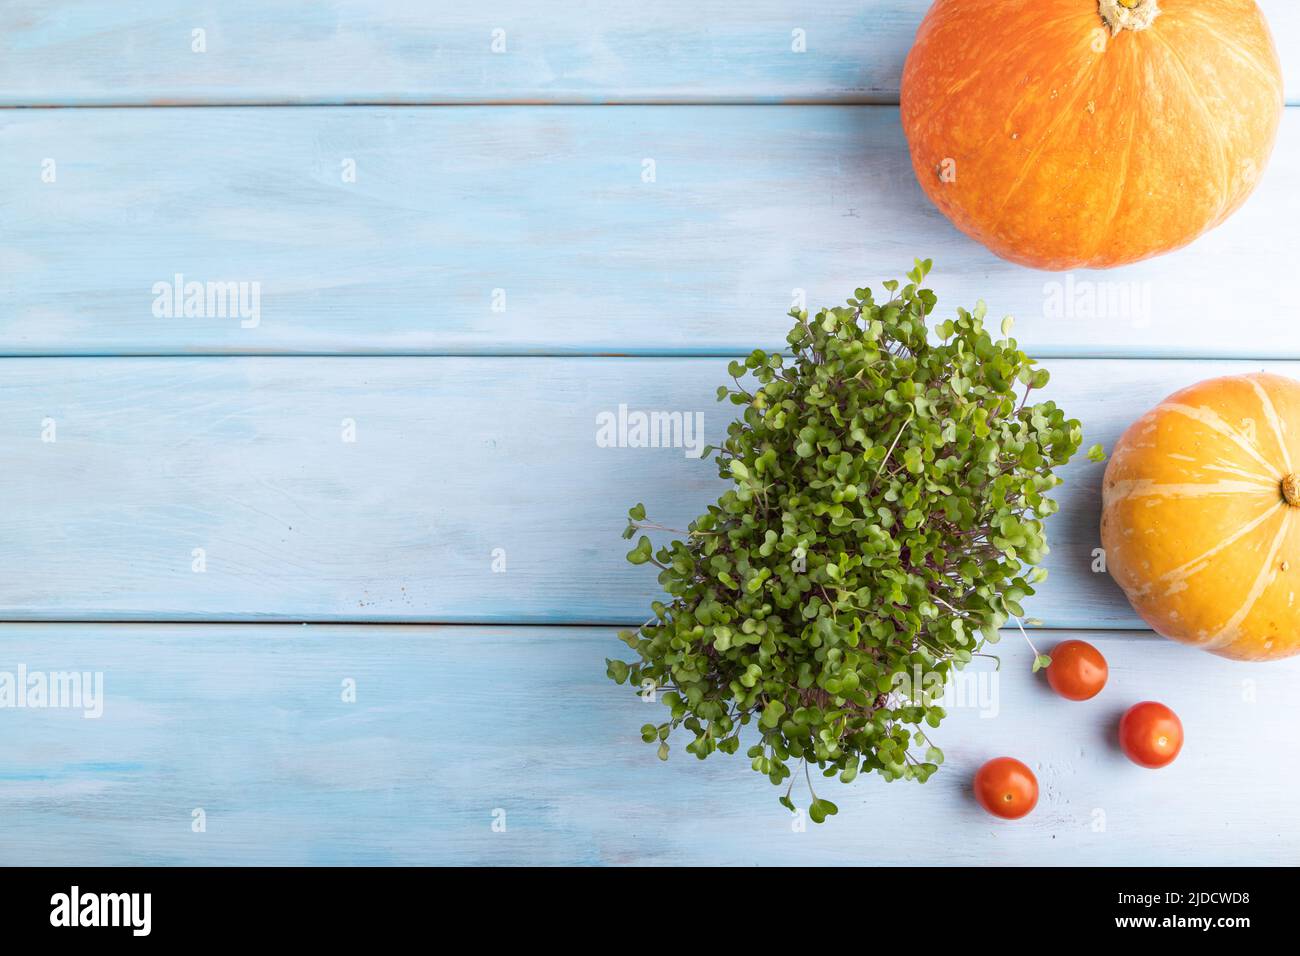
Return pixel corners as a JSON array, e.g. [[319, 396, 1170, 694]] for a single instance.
[[900, 0, 1285, 270], [1101, 373, 1300, 661]]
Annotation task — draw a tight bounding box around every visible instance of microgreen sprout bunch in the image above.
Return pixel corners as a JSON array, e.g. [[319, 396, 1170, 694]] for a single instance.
[[607, 261, 1087, 821]]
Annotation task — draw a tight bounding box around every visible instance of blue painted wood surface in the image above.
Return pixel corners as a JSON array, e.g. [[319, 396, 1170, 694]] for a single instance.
[[1, 624, 1296, 865], [1, 1, 1296, 106], [2, 1, 1299, 867], [3, 106, 1299, 358], [9, 356, 1299, 627]]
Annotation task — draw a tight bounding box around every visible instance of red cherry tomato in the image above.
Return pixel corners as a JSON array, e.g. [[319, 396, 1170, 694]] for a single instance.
[[973, 757, 1039, 819], [1119, 701, 1183, 768], [1045, 639, 1108, 701]]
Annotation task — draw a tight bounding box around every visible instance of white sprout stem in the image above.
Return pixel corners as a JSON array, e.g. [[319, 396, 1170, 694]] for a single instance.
[[870, 409, 915, 490], [1011, 615, 1042, 658]]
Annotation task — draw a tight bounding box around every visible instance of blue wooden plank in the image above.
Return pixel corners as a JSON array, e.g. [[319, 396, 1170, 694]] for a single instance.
[[3, 106, 1299, 359], [0, 0, 915, 106], [1, 623, 1295, 865], [2, 354, 1296, 627], [2, 1, 1296, 106]]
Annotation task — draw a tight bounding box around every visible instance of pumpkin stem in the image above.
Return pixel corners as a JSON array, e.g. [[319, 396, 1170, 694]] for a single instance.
[[1283, 473, 1300, 508], [1099, 0, 1160, 35]]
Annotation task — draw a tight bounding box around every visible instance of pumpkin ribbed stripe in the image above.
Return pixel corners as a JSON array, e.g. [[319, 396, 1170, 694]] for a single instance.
[[1161, 402, 1278, 475], [1246, 376, 1295, 474], [1204, 511, 1293, 649], [1143, 503, 1283, 601]]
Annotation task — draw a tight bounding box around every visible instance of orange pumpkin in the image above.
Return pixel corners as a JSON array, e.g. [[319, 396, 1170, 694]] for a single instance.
[[900, 0, 1284, 270], [1101, 373, 1300, 661]]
